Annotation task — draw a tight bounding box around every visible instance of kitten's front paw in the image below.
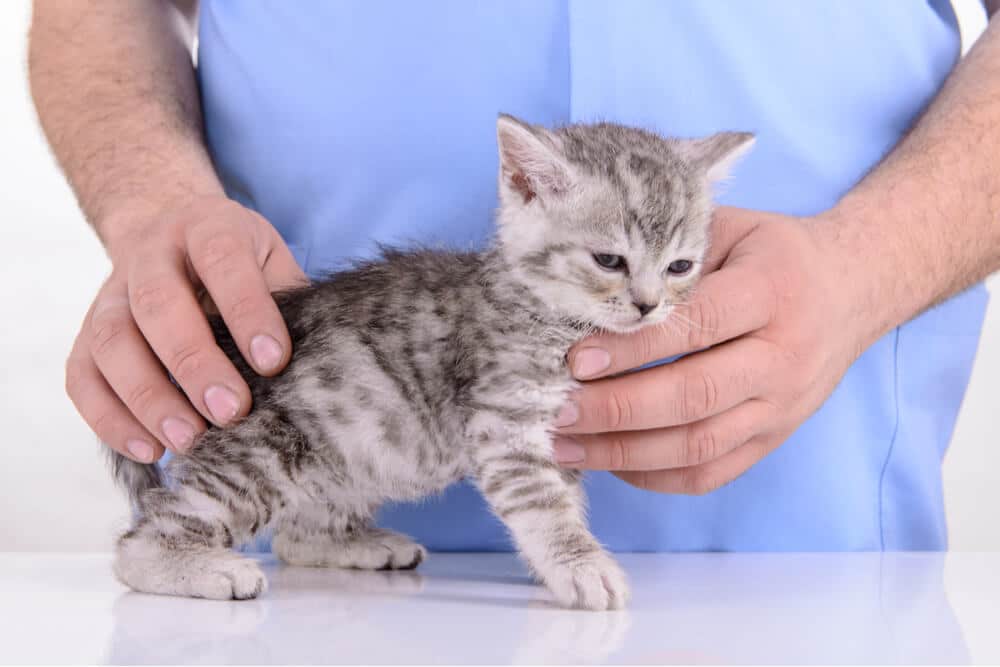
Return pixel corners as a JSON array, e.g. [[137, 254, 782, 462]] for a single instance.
[[188, 555, 268, 600], [543, 551, 629, 611]]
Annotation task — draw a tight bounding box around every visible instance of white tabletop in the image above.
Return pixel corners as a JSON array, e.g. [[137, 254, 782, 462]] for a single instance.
[[2, 551, 998, 664]]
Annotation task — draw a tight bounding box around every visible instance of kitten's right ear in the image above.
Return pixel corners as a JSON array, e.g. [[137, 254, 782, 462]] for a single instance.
[[496, 114, 572, 204], [680, 131, 756, 184]]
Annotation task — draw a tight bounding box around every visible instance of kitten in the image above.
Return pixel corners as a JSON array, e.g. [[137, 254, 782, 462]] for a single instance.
[[108, 115, 753, 610]]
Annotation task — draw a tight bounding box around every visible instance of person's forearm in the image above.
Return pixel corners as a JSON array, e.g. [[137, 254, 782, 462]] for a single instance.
[[816, 15, 1000, 351], [28, 0, 223, 258]]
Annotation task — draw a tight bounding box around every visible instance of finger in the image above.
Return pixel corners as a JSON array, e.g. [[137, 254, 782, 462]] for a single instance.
[[88, 282, 207, 453], [703, 206, 760, 272], [128, 241, 251, 427], [66, 318, 164, 463], [568, 262, 774, 379], [559, 336, 778, 434], [186, 216, 293, 377], [261, 239, 309, 291], [615, 433, 782, 495], [553, 399, 773, 471]]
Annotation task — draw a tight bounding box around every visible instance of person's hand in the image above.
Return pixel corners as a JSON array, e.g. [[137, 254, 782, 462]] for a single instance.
[[66, 195, 307, 463], [552, 206, 867, 495]]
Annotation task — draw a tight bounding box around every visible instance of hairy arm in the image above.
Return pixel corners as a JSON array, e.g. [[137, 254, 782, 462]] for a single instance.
[[29, 0, 221, 255], [29, 0, 304, 463], [822, 15, 1000, 352]]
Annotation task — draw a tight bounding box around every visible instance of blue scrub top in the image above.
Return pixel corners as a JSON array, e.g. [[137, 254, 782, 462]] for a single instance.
[[197, 1, 989, 551]]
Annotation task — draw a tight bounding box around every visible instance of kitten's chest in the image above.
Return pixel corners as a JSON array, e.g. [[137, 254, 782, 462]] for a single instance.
[[463, 342, 576, 434]]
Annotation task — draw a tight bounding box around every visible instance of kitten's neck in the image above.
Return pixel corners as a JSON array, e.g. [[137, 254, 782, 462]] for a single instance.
[[477, 247, 586, 352]]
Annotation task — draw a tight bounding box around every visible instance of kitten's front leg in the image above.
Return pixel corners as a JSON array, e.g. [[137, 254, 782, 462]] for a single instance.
[[472, 425, 629, 610]]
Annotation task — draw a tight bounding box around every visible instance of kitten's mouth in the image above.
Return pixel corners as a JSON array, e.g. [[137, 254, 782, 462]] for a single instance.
[[604, 318, 656, 335], [602, 307, 671, 334]]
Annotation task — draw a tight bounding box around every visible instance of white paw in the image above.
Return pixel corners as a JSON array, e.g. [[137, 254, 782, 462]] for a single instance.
[[114, 546, 268, 601], [336, 529, 427, 570], [275, 529, 426, 570], [542, 551, 630, 611], [189, 555, 268, 600]]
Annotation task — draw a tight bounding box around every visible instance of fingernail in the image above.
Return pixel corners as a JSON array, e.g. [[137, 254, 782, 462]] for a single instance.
[[204, 385, 240, 424], [161, 417, 196, 452], [573, 347, 611, 379], [250, 334, 283, 372], [126, 439, 154, 463], [554, 401, 579, 428], [552, 436, 585, 464]]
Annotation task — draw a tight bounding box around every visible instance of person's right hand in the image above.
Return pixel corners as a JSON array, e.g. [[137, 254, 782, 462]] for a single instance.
[[66, 195, 308, 463]]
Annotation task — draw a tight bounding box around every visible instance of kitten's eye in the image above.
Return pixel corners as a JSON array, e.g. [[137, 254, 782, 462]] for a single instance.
[[667, 259, 694, 275], [592, 253, 627, 271]]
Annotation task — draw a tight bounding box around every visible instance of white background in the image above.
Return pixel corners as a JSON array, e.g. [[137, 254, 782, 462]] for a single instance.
[[0, 1, 996, 552]]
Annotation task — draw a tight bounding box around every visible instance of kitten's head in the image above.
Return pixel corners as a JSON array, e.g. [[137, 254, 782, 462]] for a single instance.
[[495, 114, 754, 334]]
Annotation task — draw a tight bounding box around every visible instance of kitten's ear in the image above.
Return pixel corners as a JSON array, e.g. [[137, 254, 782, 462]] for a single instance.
[[496, 114, 572, 203], [680, 131, 756, 183]]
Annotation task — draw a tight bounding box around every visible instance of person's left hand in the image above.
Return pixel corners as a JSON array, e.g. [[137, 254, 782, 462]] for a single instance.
[[552, 206, 870, 495]]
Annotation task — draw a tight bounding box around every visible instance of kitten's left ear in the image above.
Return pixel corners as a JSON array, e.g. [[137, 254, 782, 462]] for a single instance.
[[680, 131, 756, 183], [496, 114, 573, 204]]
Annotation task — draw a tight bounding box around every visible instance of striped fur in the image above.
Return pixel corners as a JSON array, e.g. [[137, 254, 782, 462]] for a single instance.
[[109, 118, 752, 609]]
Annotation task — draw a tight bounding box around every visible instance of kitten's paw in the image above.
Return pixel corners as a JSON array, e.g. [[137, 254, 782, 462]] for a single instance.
[[275, 528, 426, 571], [114, 547, 267, 601], [339, 529, 427, 570], [542, 551, 630, 611], [192, 555, 269, 600]]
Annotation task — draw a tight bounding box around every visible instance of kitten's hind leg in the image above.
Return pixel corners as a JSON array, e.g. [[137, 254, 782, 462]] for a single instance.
[[273, 506, 426, 571], [114, 486, 268, 600], [114, 415, 287, 600], [116, 536, 266, 600]]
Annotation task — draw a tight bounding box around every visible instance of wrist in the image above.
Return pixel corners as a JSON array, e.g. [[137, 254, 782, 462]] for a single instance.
[[806, 200, 908, 355], [98, 188, 229, 264]]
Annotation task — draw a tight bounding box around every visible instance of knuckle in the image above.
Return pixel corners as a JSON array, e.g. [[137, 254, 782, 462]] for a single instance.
[[124, 382, 157, 414], [195, 230, 243, 273], [601, 390, 633, 430], [735, 364, 756, 399], [130, 277, 175, 319], [685, 298, 717, 350], [633, 327, 658, 366], [608, 436, 630, 470], [683, 425, 719, 466], [89, 315, 128, 358], [680, 371, 717, 422], [167, 342, 208, 384], [223, 291, 261, 327]]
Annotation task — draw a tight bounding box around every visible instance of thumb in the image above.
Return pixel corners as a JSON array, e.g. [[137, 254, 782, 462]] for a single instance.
[[703, 206, 760, 272]]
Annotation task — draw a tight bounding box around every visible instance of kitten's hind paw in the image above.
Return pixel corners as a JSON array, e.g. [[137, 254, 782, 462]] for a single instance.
[[275, 527, 426, 571], [542, 551, 630, 611], [114, 547, 267, 601]]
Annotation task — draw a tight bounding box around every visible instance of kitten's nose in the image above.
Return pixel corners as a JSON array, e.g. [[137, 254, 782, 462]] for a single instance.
[[634, 301, 657, 317]]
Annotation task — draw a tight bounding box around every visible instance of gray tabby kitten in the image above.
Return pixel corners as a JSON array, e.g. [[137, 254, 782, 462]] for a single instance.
[[110, 115, 753, 610]]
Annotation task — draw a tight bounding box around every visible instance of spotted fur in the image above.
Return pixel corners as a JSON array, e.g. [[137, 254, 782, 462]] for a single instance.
[[109, 117, 753, 609]]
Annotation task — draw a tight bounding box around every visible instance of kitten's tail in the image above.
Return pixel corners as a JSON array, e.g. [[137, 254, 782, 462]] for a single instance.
[[106, 448, 163, 506]]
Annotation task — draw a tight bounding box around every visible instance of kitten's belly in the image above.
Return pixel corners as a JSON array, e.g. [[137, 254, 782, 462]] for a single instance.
[[294, 378, 469, 505]]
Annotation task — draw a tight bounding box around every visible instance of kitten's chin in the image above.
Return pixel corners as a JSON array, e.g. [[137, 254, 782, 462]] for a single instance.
[[600, 317, 662, 335]]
